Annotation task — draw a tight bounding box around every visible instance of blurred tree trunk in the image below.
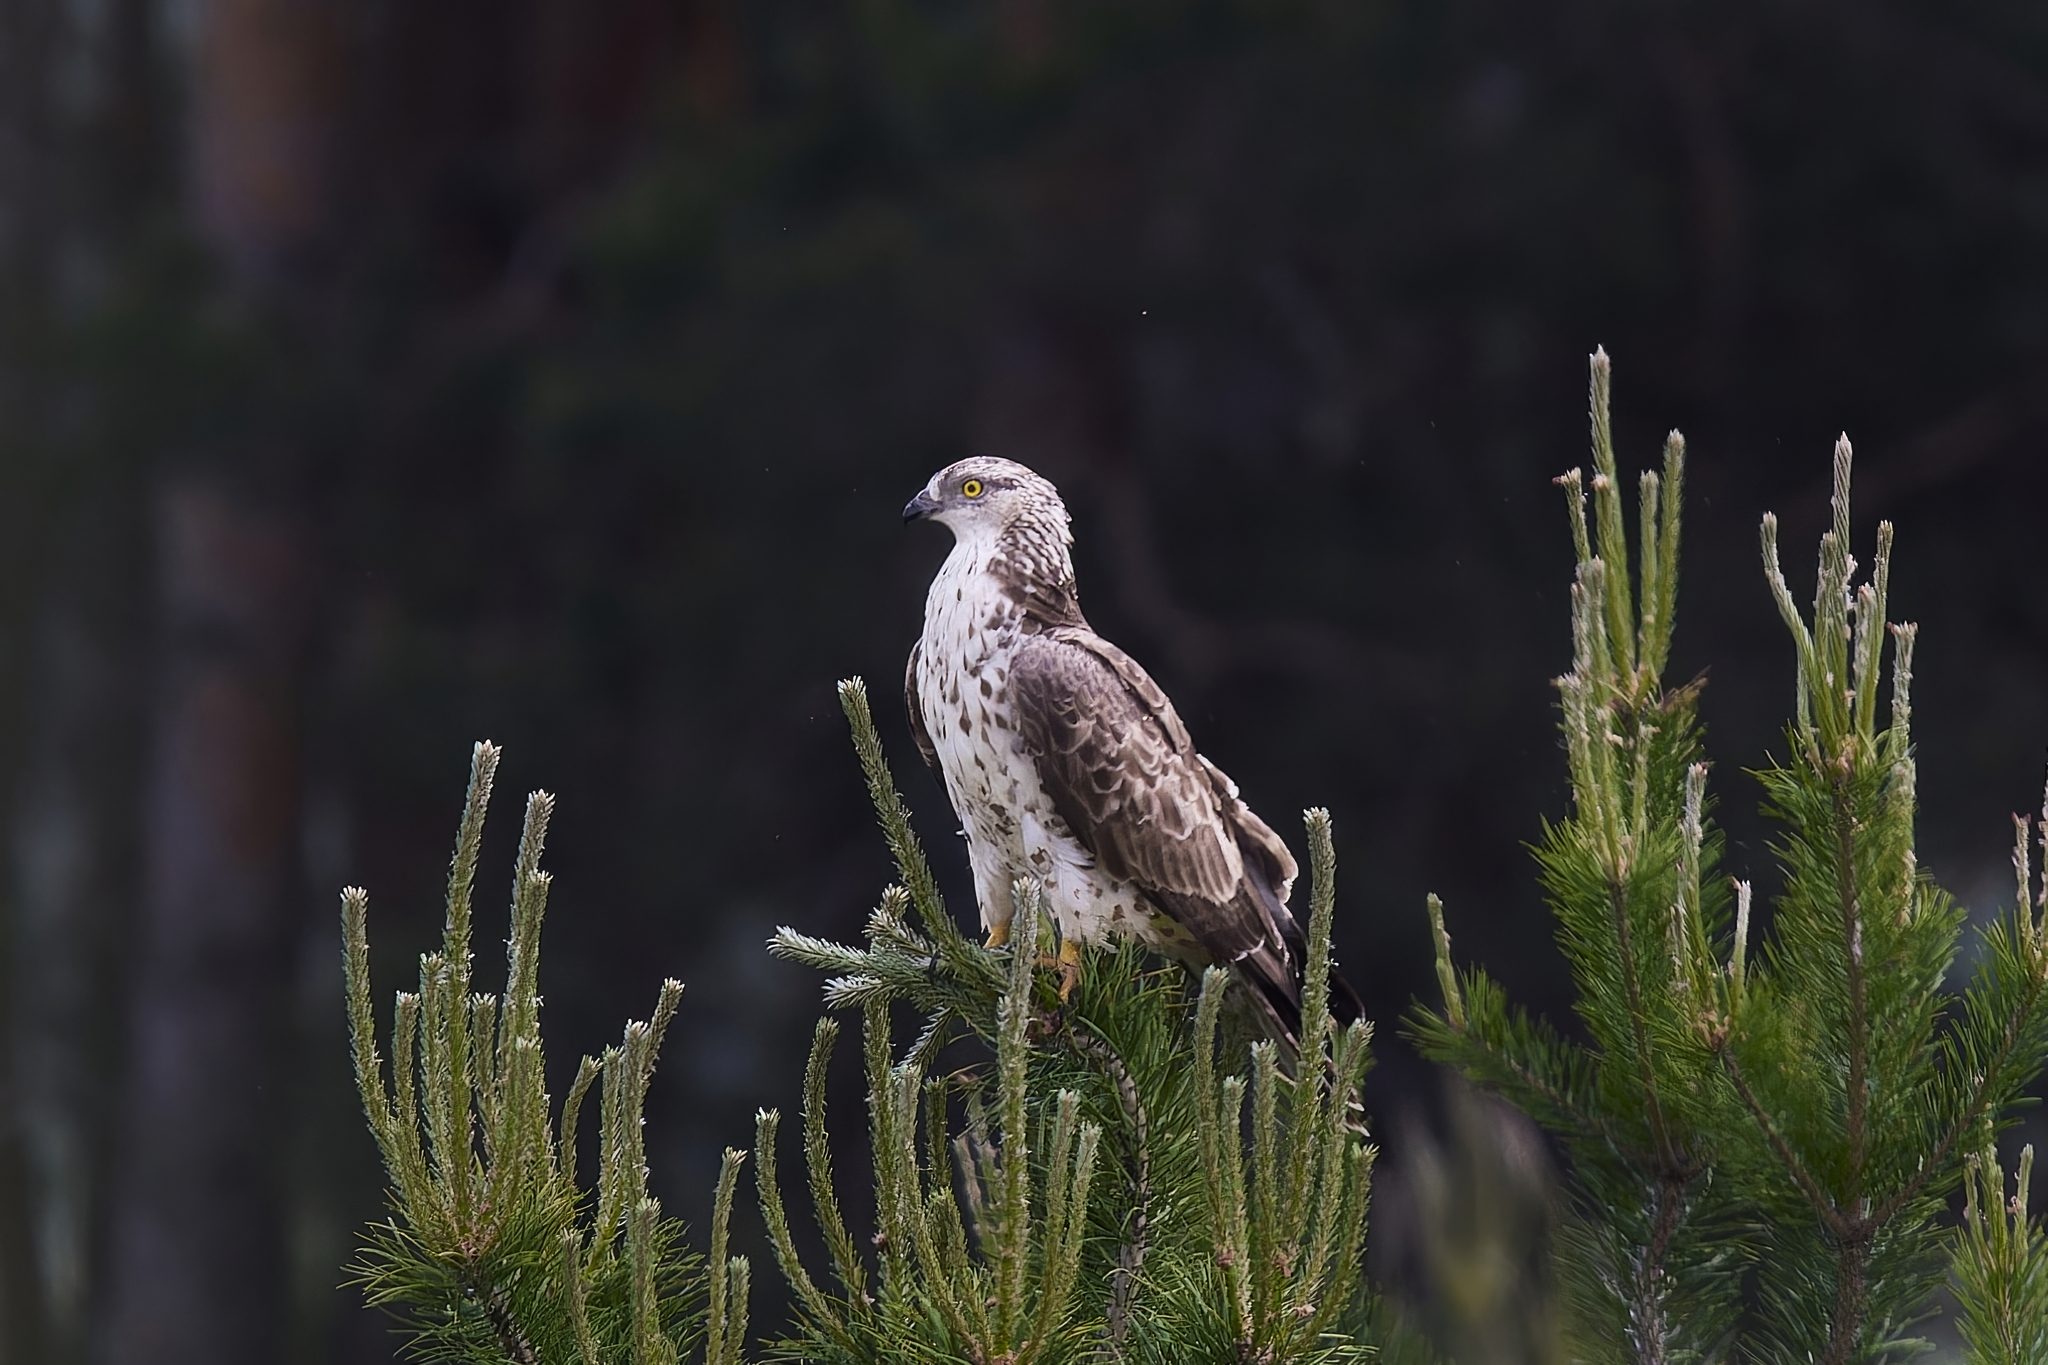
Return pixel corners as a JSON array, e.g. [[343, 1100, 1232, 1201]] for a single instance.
[[18, 522, 148, 1365], [94, 486, 310, 1362], [0, 0, 79, 1352], [91, 0, 330, 1355], [189, 0, 339, 279]]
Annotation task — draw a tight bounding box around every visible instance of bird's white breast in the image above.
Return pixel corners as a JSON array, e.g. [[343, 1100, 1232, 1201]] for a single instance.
[[916, 538, 1199, 956]]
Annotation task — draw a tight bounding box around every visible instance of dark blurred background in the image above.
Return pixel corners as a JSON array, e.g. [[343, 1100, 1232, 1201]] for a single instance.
[[1, 0, 2046, 1359]]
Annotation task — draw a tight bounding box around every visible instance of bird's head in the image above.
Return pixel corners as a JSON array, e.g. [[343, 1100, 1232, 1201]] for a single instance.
[[902, 457, 1069, 545]]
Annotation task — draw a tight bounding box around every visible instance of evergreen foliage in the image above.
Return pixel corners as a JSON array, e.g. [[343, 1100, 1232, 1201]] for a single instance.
[[340, 357, 2048, 1363], [343, 706, 1395, 1364], [757, 892, 1106, 1365], [757, 678, 1384, 1364], [1952, 1142, 2048, 1364], [343, 741, 748, 1364], [1410, 351, 2048, 1363]]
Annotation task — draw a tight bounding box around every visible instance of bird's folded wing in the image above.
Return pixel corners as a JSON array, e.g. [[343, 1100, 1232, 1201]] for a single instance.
[[1009, 629, 1245, 906], [904, 640, 940, 778]]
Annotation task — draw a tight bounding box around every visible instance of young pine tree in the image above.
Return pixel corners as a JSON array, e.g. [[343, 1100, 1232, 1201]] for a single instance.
[[1411, 351, 2048, 1363], [343, 742, 748, 1365]]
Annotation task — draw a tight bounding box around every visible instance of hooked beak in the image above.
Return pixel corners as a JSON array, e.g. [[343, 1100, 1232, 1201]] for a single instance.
[[902, 489, 941, 523]]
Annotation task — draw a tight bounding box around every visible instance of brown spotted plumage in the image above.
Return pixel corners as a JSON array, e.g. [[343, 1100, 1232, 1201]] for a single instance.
[[901, 456, 1359, 1038]]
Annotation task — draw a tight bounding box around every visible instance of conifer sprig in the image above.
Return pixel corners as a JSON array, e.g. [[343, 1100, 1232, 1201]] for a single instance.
[[1182, 958, 1375, 1362], [767, 680, 1007, 1049], [344, 741, 741, 1364], [1717, 440, 2048, 1364], [835, 677, 979, 964], [1412, 349, 1745, 1364], [755, 881, 1104, 1365], [1952, 1143, 2048, 1363]]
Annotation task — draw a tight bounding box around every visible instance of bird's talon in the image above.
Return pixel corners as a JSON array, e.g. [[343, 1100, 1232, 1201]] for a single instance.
[[984, 922, 1010, 949], [1056, 938, 1082, 1002]]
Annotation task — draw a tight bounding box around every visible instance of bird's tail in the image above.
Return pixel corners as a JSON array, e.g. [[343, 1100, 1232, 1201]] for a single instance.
[[1235, 853, 1365, 1046], [1234, 942, 1364, 1050]]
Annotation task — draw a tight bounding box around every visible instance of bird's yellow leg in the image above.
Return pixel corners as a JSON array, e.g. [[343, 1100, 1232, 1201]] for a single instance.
[[1056, 937, 1083, 1002], [984, 920, 1011, 949]]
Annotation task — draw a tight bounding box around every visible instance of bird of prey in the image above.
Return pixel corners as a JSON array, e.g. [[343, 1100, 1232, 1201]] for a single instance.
[[902, 455, 1360, 1038]]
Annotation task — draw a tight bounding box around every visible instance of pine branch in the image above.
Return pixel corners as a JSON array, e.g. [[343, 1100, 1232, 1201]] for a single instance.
[[1716, 1046, 1853, 1241], [1606, 874, 1675, 1165], [1953, 1144, 2048, 1363], [1720, 433, 2048, 1362], [343, 742, 728, 1364], [757, 696, 1390, 1363], [1063, 1017, 1149, 1344], [837, 677, 963, 954], [1408, 964, 1641, 1162]]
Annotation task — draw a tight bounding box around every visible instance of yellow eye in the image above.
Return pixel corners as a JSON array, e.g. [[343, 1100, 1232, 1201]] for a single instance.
[[961, 478, 985, 498]]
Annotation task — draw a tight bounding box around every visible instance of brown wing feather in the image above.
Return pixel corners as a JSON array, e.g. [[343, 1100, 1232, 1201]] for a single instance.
[[1010, 632, 1236, 896], [1011, 629, 1284, 963], [1042, 631, 1300, 891], [1009, 626, 1361, 1035], [904, 641, 940, 778]]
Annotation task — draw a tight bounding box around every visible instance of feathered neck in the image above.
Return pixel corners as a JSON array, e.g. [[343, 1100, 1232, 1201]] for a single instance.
[[936, 506, 1084, 630]]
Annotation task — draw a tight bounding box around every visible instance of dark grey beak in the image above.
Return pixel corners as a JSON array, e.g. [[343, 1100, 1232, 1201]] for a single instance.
[[902, 489, 940, 522]]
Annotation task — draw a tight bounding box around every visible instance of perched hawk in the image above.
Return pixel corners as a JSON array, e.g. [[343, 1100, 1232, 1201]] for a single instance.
[[902, 455, 1360, 1037]]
